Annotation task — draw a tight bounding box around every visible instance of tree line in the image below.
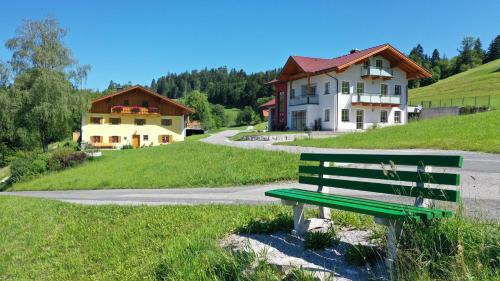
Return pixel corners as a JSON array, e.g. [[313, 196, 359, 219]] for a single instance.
[[149, 68, 279, 108], [408, 35, 500, 88]]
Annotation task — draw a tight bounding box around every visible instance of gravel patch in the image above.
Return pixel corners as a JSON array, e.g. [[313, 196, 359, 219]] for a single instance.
[[222, 228, 388, 281]]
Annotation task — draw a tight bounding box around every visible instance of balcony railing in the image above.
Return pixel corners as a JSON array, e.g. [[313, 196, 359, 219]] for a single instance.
[[289, 95, 319, 106], [110, 106, 160, 115], [352, 93, 401, 105], [361, 66, 393, 78]]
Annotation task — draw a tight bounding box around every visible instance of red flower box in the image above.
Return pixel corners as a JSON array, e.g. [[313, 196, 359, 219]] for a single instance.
[[111, 105, 124, 112], [130, 106, 141, 112]]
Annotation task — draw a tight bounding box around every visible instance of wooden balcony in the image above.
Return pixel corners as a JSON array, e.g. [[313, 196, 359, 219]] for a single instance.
[[110, 106, 160, 115], [352, 93, 401, 107]]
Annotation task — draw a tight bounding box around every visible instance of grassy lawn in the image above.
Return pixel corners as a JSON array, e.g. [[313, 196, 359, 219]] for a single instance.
[[224, 107, 242, 127], [409, 59, 500, 109], [11, 139, 299, 191], [230, 131, 305, 141], [280, 110, 500, 153], [253, 121, 268, 131], [1, 196, 498, 280], [0, 196, 291, 280]]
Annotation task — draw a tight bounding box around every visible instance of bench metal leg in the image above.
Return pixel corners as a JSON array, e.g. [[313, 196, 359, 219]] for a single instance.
[[318, 186, 331, 219], [292, 203, 305, 236], [375, 217, 403, 276], [318, 161, 331, 219]]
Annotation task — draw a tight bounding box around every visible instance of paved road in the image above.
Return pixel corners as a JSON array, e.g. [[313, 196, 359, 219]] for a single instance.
[[1, 130, 499, 219]]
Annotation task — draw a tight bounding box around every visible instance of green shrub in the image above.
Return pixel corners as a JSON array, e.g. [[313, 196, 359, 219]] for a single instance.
[[346, 244, 382, 266], [0, 143, 15, 167], [48, 148, 86, 171], [121, 144, 133, 150], [304, 228, 340, 250], [9, 152, 50, 183]]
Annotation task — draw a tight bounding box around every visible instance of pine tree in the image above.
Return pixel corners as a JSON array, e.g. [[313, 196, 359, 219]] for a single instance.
[[484, 35, 500, 63], [150, 78, 157, 91], [431, 49, 440, 67]]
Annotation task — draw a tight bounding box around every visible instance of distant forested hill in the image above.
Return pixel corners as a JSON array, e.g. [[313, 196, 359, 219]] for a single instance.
[[149, 67, 280, 108]]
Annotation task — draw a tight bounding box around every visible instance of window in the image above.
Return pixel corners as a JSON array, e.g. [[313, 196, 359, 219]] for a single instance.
[[341, 109, 350, 122], [301, 84, 316, 96], [110, 118, 121, 125], [363, 60, 370, 67], [278, 92, 285, 112], [142, 101, 149, 107], [381, 84, 388, 96], [124, 100, 129, 106], [110, 136, 120, 143], [324, 109, 330, 122], [134, 119, 146, 125], [91, 117, 102, 124], [356, 82, 364, 94], [394, 111, 401, 123], [376, 59, 383, 68], [161, 119, 172, 126], [143, 135, 149, 141], [91, 136, 102, 143], [341, 81, 350, 94], [394, 85, 401, 96], [290, 89, 295, 99], [324, 82, 330, 95], [159, 135, 170, 144], [380, 111, 388, 123]]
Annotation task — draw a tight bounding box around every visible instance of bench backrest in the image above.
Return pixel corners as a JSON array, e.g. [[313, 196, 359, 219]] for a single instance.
[[299, 153, 463, 202]]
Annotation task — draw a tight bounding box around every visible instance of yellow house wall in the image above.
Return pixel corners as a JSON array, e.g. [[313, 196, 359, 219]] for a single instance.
[[82, 113, 185, 147]]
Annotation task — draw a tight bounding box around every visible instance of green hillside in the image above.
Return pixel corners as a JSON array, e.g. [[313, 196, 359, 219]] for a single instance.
[[281, 110, 500, 153], [409, 59, 500, 109]]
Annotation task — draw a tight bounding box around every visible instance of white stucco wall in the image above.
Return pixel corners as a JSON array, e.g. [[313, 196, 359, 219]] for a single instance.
[[286, 55, 408, 132]]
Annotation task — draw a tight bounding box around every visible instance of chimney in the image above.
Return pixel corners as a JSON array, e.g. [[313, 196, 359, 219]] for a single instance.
[[350, 48, 360, 54]]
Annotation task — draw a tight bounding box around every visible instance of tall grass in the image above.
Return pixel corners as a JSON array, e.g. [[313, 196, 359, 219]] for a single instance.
[[280, 110, 500, 153], [11, 140, 299, 191], [397, 216, 500, 280]]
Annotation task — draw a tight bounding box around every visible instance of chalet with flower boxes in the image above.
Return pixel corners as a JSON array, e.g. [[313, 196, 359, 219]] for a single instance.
[[268, 44, 432, 131], [81, 86, 194, 148]]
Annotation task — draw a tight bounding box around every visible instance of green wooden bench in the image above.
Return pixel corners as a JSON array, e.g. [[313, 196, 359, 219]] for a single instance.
[[265, 153, 463, 270]]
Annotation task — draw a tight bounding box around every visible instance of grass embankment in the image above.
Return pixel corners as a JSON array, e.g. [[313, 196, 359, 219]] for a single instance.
[[409, 59, 500, 109], [1, 196, 498, 280], [11, 140, 299, 191], [280, 110, 500, 153]]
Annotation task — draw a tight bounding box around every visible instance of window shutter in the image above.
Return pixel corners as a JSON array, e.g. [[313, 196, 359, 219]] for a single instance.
[[118, 136, 121, 143], [158, 135, 162, 143], [109, 136, 112, 143]]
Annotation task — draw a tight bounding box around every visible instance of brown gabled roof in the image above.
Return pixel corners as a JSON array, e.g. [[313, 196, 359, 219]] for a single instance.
[[91, 85, 195, 114], [278, 43, 432, 81], [259, 98, 275, 108]]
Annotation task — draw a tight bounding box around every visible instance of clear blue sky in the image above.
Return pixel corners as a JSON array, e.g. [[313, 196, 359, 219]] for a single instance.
[[1, 0, 498, 90]]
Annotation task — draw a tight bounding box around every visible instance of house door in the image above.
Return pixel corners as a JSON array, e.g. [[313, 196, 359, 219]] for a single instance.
[[132, 135, 140, 148], [356, 110, 364, 129]]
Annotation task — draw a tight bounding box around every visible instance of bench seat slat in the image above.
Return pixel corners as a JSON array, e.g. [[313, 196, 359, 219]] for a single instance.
[[299, 165, 460, 186], [300, 153, 463, 168], [279, 189, 452, 219], [266, 189, 422, 221], [299, 176, 460, 202]]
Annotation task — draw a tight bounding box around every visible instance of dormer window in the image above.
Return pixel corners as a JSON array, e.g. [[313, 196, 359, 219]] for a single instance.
[[376, 59, 383, 68], [363, 60, 370, 67], [124, 99, 129, 106], [142, 101, 149, 107]]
